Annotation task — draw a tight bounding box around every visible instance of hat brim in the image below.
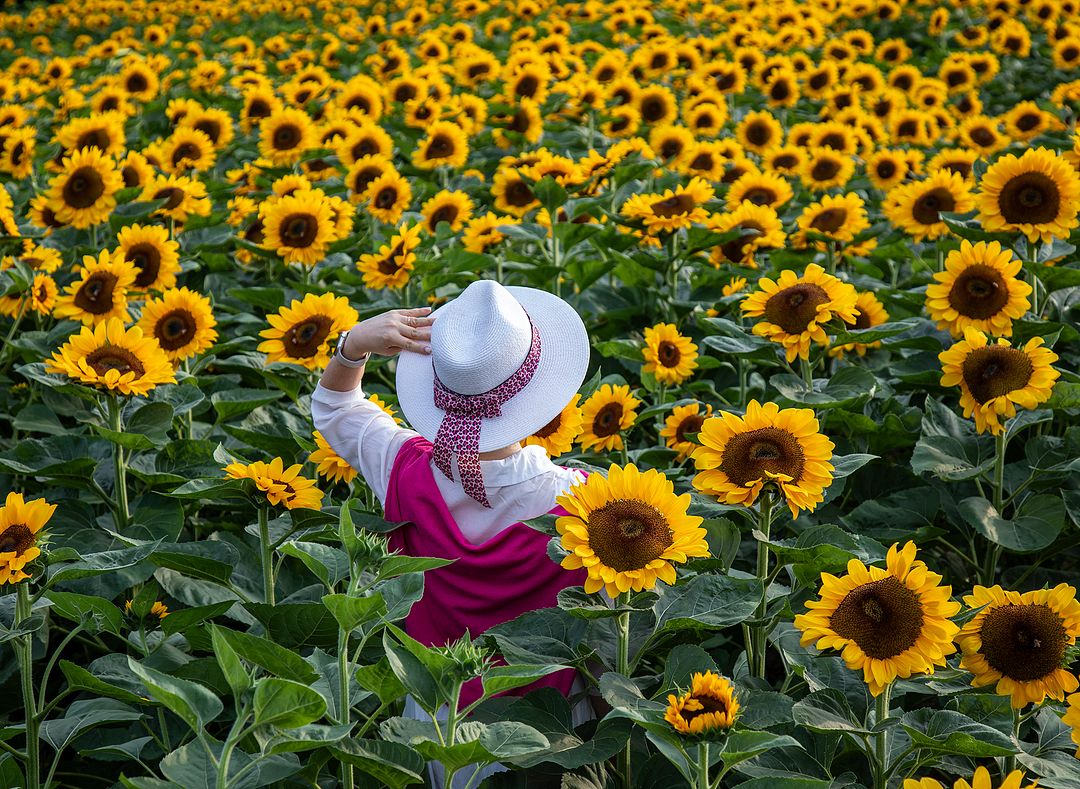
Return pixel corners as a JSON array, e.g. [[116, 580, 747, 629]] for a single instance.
[[396, 286, 591, 452]]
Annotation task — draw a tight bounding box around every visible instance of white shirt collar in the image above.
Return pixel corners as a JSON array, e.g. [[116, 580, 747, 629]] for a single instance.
[[445, 444, 559, 487]]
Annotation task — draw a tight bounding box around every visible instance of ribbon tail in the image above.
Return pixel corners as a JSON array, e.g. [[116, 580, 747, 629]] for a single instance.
[[430, 423, 457, 483]]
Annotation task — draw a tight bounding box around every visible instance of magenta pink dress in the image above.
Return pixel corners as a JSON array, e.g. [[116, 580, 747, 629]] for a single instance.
[[384, 436, 588, 709]]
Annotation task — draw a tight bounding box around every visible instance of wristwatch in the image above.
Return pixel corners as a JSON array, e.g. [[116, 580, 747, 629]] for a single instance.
[[334, 329, 370, 367]]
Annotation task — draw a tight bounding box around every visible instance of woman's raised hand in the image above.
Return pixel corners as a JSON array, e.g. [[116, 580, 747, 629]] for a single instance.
[[346, 307, 434, 357]]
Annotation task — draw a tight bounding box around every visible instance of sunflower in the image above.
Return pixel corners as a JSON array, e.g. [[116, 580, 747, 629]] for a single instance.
[[45, 147, 123, 229], [491, 168, 540, 217], [345, 155, 395, 203], [1, 127, 35, 179], [957, 584, 1080, 708], [691, 400, 834, 517], [257, 292, 359, 370], [140, 173, 211, 224], [309, 430, 358, 484], [258, 108, 317, 166], [741, 264, 859, 362], [462, 212, 519, 253], [261, 191, 336, 266], [799, 147, 855, 191], [795, 541, 961, 696], [884, 170, 975, 241], [1065, 693, 1080, 757], [136, 287, 218, 363], [736, 110, 783, 154], [977, 147, 1080, 243], [54, 250, 137, 326], [421, 190, 473, 234], [55, 112, 126, 157], [46, 318, 176, 396], [523, 394, 583, 457], [224, 457, 324, 510], [621, 177, 714, 235], [660, 402, 712, 462], [903, 767, 1037, 789], [578, 384, 641, 453], [119, 151, 154, 190], [412, 120, 469, 170], [665, 671, 739, 736], [365, 172, 412, 225], [241, 87, 283, 133], [0, 493, 56, 585], [356, 222, 422, 290], [831, 291, 889, 358], [725, 170, 793, 211], [681, 140, 728, 181], [708, 198, 786, 266], [939, 328, 1060, 434], [643, 323, 698, 385], [160, 127, 216, 173], [116, 224, 181, 292], [125, 600, 170, 621], [28, 274, 57, 316], [925, 241, 1031, 338], [555, 463, 708, 598], [865, 149, 909, 190]]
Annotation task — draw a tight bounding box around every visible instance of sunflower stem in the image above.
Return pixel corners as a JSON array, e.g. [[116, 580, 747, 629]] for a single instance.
[[338, 626, 354, 789], [0, 297, 29, 368], [750, 492, 775, 679], [935, 237, 945, 273], [799, 357, 814, 391], [980, 429, 1008, 585], [107, 395, 130, 530], [617, 592, 632, 789], [1005, 706, 1021, 775], [873, 682, 892, 789], [16, 583, 40, 789], [258, 507, 275, 605], [825, 242, 836, 275], [697, 741, 710, 789]]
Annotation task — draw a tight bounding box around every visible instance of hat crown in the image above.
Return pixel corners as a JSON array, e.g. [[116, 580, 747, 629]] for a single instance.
[[431, 280, 533, 395]]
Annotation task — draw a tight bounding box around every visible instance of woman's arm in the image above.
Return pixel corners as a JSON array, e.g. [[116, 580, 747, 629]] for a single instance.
[[319, 306, 435, 392]]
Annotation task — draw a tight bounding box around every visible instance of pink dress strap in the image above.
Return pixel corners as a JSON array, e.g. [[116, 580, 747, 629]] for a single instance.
[[383, 436, 587, 709]]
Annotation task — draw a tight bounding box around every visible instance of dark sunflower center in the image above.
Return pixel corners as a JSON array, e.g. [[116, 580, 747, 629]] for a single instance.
[[377, 243, 405, 275], [948, 264, 1010, 319], [10, 141, 24, 165], [763, 283, 829, 334], [970, 126, 996, 147], [1016, 113, 1039, 132], [745, 122, 771, 146], [515, 75, 539, 98], [152, 187, 184, 210], [429, 205, 458, 228], [681, 693, 729, 723], [640, 96, 666, 123], [374, 187, 398, 209], [586, 499, 674, 572], [913, 187, 957, 225], [63, 166, 106, 209], [426, 134, 453, 158], [126, 72, 149, 92], [689, 153, 714, 171], [829, 576, 924, 659], [272, 123, 301, 150], [85, 345, 145, 377], [127, 243, 162, 288], [0, 523, 34, 554], [810, 158, 840, 181], [998, 172, 1060, 225], [743, 187, 776, 206], [650, 193, 696, 218], [155, 309, 197, 349], [245, 218, 265, 244], [533, 411, 563, 439], [284, 316, 333, 357], [721, 221, 764, 263], [774, 154, 798, 169], [659, 139, 683, 160], [505, 180, 535, 207], [281, 213, 319, 247], [719, 426, 805, 486], [592, 402, 624, 437], [961, 346, 1035, 403], [876, 160, 897, 179], [943, 161, 972, 179], [853, 308, 873, 330], [171, 142, 200, 167], [121, 164, 142, 188], [248, 99, 272, 119], [76, 129, 111, 151], [979, 603, 1068, 681], [351, 167, 382, 193], [809, 208, 847, 234], [657, 340, 681, 368], [674, 414, 704, 444], [73, 272, 118, 314], [508, 108, 532, 133], [194, 119, 221, 142]]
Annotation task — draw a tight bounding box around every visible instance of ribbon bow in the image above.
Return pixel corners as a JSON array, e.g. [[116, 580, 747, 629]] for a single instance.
[[431, 320, 542, 508]]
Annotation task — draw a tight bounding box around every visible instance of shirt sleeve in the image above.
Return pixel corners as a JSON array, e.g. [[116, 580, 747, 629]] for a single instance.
[[310, 382, 419, 505]]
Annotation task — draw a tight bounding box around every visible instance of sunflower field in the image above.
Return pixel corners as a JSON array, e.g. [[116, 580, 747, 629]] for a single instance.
[[5, 0, 1080, 787]]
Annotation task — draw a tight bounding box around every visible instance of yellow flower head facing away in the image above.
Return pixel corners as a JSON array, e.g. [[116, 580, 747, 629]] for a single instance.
[[795, 541, 961, 696], [556, 463, 708, 598], [903, 766, 1039, 789], [665, 671, 739, 736]]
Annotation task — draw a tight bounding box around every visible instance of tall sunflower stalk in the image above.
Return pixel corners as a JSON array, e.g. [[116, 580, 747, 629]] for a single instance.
[[107, 395, 130, 529]]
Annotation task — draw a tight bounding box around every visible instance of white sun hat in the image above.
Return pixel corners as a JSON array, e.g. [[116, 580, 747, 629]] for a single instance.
[[396, 280, 590, 454]]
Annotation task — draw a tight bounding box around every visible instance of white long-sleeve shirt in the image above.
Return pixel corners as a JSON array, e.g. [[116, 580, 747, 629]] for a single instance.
[[310, 381, 593, 788]]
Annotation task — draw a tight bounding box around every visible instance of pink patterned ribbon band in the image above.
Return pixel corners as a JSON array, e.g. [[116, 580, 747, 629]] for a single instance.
[[431, 319, 542, 508]]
